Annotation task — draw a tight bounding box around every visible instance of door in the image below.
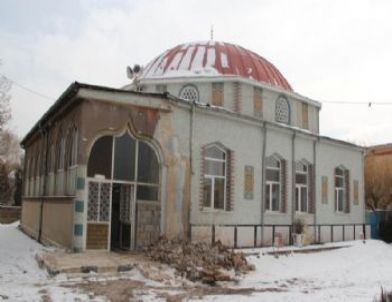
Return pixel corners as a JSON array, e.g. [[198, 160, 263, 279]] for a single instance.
[[110, 183, 135, 250]]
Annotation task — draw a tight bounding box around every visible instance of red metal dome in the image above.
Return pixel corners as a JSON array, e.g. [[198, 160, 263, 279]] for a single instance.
[[141, 41, 292, 92]]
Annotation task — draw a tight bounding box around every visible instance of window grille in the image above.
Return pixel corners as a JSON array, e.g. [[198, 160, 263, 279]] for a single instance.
[[275, 97, 290, 124], [179, 85, 199, 103]]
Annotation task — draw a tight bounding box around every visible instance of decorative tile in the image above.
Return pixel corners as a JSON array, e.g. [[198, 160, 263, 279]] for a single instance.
[[75, 200, 84, 213], [74, 224, 83, 236], [76, 177, 85, 190]]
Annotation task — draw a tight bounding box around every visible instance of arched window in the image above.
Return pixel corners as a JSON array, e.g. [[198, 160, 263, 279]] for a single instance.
[[66, 128, 78, 195], [55, 129, 66, 195], [275, 96, 290, 124], [47, 142, 56, 196], [202, 145, 227, 210], [24, 156, 30, 196], [265, 155, 282, 211], [179, 85, 199, 103], [295, 161, 308, 212], [66, 128, 78, 168], [87, 132, 159, 201], [26, 153, 33, 196]]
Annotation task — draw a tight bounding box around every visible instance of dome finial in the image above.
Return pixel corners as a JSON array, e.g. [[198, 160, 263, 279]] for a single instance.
[[210, 25, 214, 41]]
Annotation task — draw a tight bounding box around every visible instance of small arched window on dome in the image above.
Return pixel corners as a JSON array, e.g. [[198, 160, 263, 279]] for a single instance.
[[179, 85, 199, 103], [275, 96, 290, 124]]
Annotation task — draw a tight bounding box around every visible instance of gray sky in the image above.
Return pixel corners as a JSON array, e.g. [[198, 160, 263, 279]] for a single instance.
[[1, 0, 392, 146]]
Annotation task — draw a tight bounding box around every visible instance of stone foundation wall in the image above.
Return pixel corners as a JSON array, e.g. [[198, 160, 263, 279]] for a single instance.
[[0, 205, 21, 224], [136, 201, 161, 249]]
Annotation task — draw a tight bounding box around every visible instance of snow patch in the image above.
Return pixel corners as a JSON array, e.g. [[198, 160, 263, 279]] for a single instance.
[[167, 52, 182, 71], [221, 52, 229, 68], [191, 46, 206, 70], [206, 48, 216, 67], [178, 46, 195, 70]]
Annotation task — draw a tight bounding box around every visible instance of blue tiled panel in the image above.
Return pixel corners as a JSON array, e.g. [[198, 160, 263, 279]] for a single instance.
[[75, 200, 84, 213], [76, 177, 85, 190], [74, 224, 83, 236]]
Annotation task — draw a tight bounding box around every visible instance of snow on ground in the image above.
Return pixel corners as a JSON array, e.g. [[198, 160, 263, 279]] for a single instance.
[[0, 222, 90, 301], [197, 240, 392, 302], [1, 222, 392, 302]]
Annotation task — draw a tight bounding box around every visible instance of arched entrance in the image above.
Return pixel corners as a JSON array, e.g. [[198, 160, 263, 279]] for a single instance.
[[86, 132, 160, 250]]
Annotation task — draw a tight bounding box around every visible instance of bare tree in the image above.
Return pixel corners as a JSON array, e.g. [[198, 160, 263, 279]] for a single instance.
[[0, 61, 11, 131], [0, 60, 21, 205], [365, 154, 392, 211]]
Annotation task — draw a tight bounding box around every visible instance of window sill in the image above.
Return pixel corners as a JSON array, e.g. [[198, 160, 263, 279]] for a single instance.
[[201, 208, 230, 214], [335, 211, 349, 215], [295, 211, 314, 216], [265, 210, 285, 215], [23, 195, 76, 200]]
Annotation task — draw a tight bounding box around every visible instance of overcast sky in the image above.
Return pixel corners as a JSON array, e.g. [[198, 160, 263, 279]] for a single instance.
[[1, 0, 392, 146]]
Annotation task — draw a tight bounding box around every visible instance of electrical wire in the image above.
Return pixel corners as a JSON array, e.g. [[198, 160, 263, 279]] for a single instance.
[[321, 100, 392, 106], [2, 72, 392, 107], [0, 73, 54, 101]]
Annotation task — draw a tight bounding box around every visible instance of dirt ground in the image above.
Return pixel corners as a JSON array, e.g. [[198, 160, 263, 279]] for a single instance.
[[65, 277, 287, 302]]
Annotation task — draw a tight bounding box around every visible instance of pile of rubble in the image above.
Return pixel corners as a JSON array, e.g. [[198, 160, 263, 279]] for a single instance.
[[146, 237, 255, 284]]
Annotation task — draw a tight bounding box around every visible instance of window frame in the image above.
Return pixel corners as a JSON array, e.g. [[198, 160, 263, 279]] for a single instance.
[[335, 167, 346, 213], [86, 132, 160, 202], [275, 96, 290, 124], [253, 87, 263, 118], [211, 82, 224, 106], [295, 162, 309, 213], [179, 84, 199, 103], [265, 157, 281, 212], [203, 145, 227, 211]]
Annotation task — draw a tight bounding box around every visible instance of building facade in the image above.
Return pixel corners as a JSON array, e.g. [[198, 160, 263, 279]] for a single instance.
[[21, 41, 367, 251]]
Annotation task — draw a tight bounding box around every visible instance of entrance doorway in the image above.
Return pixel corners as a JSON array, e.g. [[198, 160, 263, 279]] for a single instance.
[[86, 131, 161, 251], [110, 183, 135, 250]]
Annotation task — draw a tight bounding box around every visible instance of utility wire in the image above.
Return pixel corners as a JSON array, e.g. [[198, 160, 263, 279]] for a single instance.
[[0, 73, 54, 101], [1, 72, 392, 107], [322, 100, 392, 106]]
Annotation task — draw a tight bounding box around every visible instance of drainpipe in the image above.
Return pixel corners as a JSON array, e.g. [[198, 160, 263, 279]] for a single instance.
[[188, 101, 196, 240], [313, 138, 318, 239], [361, 149, 366, 225], [291, 131, 296, 225], [37, 123, 50, 244], [260, 122, 267, 243]]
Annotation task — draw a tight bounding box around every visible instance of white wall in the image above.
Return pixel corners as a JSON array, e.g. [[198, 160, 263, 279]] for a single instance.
[[143, 79, 320, 134]]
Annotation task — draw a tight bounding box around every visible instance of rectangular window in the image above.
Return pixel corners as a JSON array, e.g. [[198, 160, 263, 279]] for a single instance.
[[203, 146, 227, 210], [265, 159, 281, 211], [203, 178, 212, 208], [253, 87, 263, 118], [137, 185, 158, 201], [214, 178, 225, 209], [335, 168, 345, 212], [336, 188, 345, 211], [271, 183, 280, 211], [302, 102, 309, 129], [295, 163, 308, 212], [212, 83, 224, 106], [295, 185, 308, 212]]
